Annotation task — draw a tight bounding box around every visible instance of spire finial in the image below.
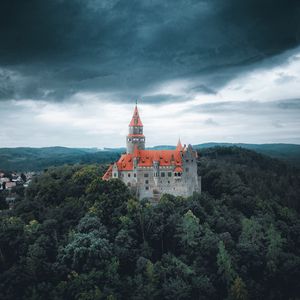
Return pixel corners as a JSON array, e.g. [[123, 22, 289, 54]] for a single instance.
[[176, 137, 183, 151], [129, 101, 143, 127]]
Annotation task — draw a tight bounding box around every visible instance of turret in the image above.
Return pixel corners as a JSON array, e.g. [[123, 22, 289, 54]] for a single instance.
[[176, 138, 183, 151], [126, 103, 145, 154]]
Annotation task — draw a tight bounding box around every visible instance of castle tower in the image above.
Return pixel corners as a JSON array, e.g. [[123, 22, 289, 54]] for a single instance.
[[126, 103, 145, 154]]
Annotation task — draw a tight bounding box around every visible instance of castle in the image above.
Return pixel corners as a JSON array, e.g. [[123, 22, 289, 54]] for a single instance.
[[102, 104, 201, 201]]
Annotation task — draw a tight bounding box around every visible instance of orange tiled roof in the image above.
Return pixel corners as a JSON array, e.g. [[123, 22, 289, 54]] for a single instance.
[[174, 166, 183, 172], [115, 148, 182, 171], [129, 105, 143, 127], [116, 153, 134, 171], [102, 165, 113, 180]]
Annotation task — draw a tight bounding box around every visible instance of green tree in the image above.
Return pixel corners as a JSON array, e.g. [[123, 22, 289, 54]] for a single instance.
[[266, 224, 283, 273], [178, 210, 200, 248], [217, 241, 235, 287], [230, 276, 248, 300], [0, 191, 8, 210]]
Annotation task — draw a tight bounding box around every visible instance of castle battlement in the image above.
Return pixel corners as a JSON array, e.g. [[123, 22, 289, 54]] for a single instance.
[[102, 103, 201, 201]]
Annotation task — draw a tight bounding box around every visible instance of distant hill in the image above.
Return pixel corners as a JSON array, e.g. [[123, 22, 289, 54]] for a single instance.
[[0, 143, 299, 171], [103, 147, 126, 152], [193, 143, 300, 167], [0, 147, 119, 171]]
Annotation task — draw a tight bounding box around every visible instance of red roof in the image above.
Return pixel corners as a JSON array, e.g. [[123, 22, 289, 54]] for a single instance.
[[102, 165, 113, 180], [115, 148, 182, 171], [174, 166, 183, 172], [129, 105, 143, 127], [116, 153, 134, 171], [137, 149, 182, 167]]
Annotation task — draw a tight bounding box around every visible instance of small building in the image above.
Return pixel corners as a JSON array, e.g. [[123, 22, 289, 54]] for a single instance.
[[5, 182, 16, 190], [0, 177, 10, 184], [102, 104, 201, 202]]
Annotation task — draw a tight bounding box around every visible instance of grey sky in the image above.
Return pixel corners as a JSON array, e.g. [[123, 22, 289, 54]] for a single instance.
[[0, 0, 300, 147]]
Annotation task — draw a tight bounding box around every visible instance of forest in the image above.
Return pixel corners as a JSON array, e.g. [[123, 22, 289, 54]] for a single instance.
[[0, 147, 300, 300]]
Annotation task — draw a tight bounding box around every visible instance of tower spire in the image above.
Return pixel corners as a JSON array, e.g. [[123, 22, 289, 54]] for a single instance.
[[176, 138, 183, 151], [126, 101, 145, 153], [129, 103, 143, 127]]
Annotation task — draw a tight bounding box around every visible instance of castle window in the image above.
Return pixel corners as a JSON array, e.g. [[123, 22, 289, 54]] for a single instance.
[[178, 172, 182, 176], [191, 160, 194, 162], [128, 173, 131, 177], [145, 186, 149, 190], [114, 173, 117, 177], [134, 173, 136, 177], [174, 172, 177, 177], [186, 159, 189, 162], [144, 173, 149, 177], [168, 172, 172, 177], [145, 180, 149, 184], [168, 181, 170, 184], [161, 172, 165, 177], [128, 138, 131, 142]]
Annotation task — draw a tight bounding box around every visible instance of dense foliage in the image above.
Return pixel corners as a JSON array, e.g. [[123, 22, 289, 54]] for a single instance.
[[0, 147, 299, 299], [195, 143, 300, 168]]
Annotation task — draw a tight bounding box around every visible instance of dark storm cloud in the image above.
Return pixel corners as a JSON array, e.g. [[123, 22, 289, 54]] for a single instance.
[[0, 0, 299, 102], [188, 98, 300, 114], [190, 84, 217, 95]]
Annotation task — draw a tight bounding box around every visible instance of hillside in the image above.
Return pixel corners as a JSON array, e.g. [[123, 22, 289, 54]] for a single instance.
[[194, 143, 300, 167], [0, 147, 299, 299], [0, 147, 120, 171]]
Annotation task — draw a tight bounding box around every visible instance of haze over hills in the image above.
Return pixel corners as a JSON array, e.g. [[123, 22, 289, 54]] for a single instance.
[[0, 143, 300, 171]]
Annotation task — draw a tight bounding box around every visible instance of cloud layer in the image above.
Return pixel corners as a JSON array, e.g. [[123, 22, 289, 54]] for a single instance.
[[0, 0, 300, 146]]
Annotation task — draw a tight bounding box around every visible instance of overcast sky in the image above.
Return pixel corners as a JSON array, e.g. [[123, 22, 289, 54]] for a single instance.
[[1, 0, 300, 148]]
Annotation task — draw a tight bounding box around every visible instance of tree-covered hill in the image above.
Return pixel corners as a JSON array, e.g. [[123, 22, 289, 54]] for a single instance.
[[195, 143, 300, 168], [0, 147, 299, 299], [0, 147, 120, 171]]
